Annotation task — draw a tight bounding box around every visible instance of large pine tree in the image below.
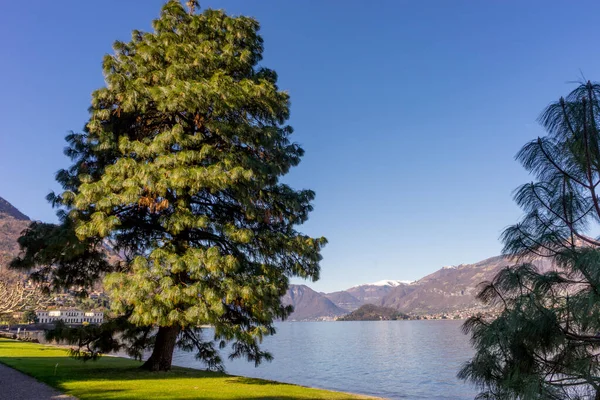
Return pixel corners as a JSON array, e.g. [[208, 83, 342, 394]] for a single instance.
[[12, 0, 325, 371], [460, 82, 600, 399]]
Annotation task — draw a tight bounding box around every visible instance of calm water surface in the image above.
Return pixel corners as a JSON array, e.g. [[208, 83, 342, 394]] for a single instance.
[[173, 320, 478, 400]]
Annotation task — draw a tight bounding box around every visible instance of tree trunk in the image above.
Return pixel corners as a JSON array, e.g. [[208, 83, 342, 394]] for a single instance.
[[141, 326, 180, 371]]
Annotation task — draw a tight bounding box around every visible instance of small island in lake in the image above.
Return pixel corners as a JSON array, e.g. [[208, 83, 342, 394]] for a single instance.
[[338, 304, 410, 321]]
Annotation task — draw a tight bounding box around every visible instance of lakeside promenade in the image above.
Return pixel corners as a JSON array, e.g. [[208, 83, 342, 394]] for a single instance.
[[0, 362, 75, 400]]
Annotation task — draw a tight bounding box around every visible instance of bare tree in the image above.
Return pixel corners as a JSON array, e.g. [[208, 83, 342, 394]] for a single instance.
[[0, 279, 49, 316]]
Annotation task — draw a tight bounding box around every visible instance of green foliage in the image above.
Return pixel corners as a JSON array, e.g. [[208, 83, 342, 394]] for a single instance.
[[23, 310, 38, 324], [460, 82, 600, 399], [11, 219, 114, 297], [12, 0, 325, 371], [45, 317, 154, 362], [75, 296, 106, 311]]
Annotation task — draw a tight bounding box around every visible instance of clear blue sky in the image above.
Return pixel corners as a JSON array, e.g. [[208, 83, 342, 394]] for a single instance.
[[2, 1, 600, 292]]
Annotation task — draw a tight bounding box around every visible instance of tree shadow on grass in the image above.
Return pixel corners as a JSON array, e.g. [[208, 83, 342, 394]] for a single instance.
[[226, 376, 294, 386], [0, 355, 225, 380], [0, 356, 377, 400]]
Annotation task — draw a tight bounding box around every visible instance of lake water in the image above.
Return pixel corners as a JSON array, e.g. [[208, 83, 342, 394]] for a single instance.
[[172, 320, 478, 399]]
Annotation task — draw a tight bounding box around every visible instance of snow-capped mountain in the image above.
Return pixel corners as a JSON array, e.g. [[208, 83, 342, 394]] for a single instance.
[[289, 280, 414, 319], [359, 279, 413, 287], [285, 256, 557, 320]]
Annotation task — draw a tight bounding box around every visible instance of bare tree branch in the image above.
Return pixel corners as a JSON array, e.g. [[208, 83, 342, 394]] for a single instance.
[[0, 279, 50, 316]]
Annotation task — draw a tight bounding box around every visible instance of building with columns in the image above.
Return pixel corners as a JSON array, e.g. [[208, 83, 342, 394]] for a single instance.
[[36, 309, 104, 325]]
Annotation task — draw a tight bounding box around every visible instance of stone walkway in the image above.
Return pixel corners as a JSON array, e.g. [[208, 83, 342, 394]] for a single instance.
[[0, 363, 76, 400]]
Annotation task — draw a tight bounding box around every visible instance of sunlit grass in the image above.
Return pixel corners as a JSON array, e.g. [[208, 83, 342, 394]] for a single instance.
[[0, 338, 376, 399]]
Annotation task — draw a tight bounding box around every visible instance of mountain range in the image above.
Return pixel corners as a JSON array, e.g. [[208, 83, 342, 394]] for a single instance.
[[0, 195, 550, 321], [281, 255, 554, 320]]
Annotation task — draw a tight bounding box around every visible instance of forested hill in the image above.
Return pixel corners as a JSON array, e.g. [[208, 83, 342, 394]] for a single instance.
[[0, 196, 30, 272], [338, 304, 409, 321], [282, 285, 345, 321]]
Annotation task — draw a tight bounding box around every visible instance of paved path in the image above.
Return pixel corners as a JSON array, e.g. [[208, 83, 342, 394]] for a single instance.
[[0, 363, 76, 400]]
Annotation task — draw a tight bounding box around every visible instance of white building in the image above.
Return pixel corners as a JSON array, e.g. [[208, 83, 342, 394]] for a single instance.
[[36, 309, 104, 325]]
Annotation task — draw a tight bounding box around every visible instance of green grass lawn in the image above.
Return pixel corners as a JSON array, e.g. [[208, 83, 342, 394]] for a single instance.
[[0, 338, 377, 400]]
